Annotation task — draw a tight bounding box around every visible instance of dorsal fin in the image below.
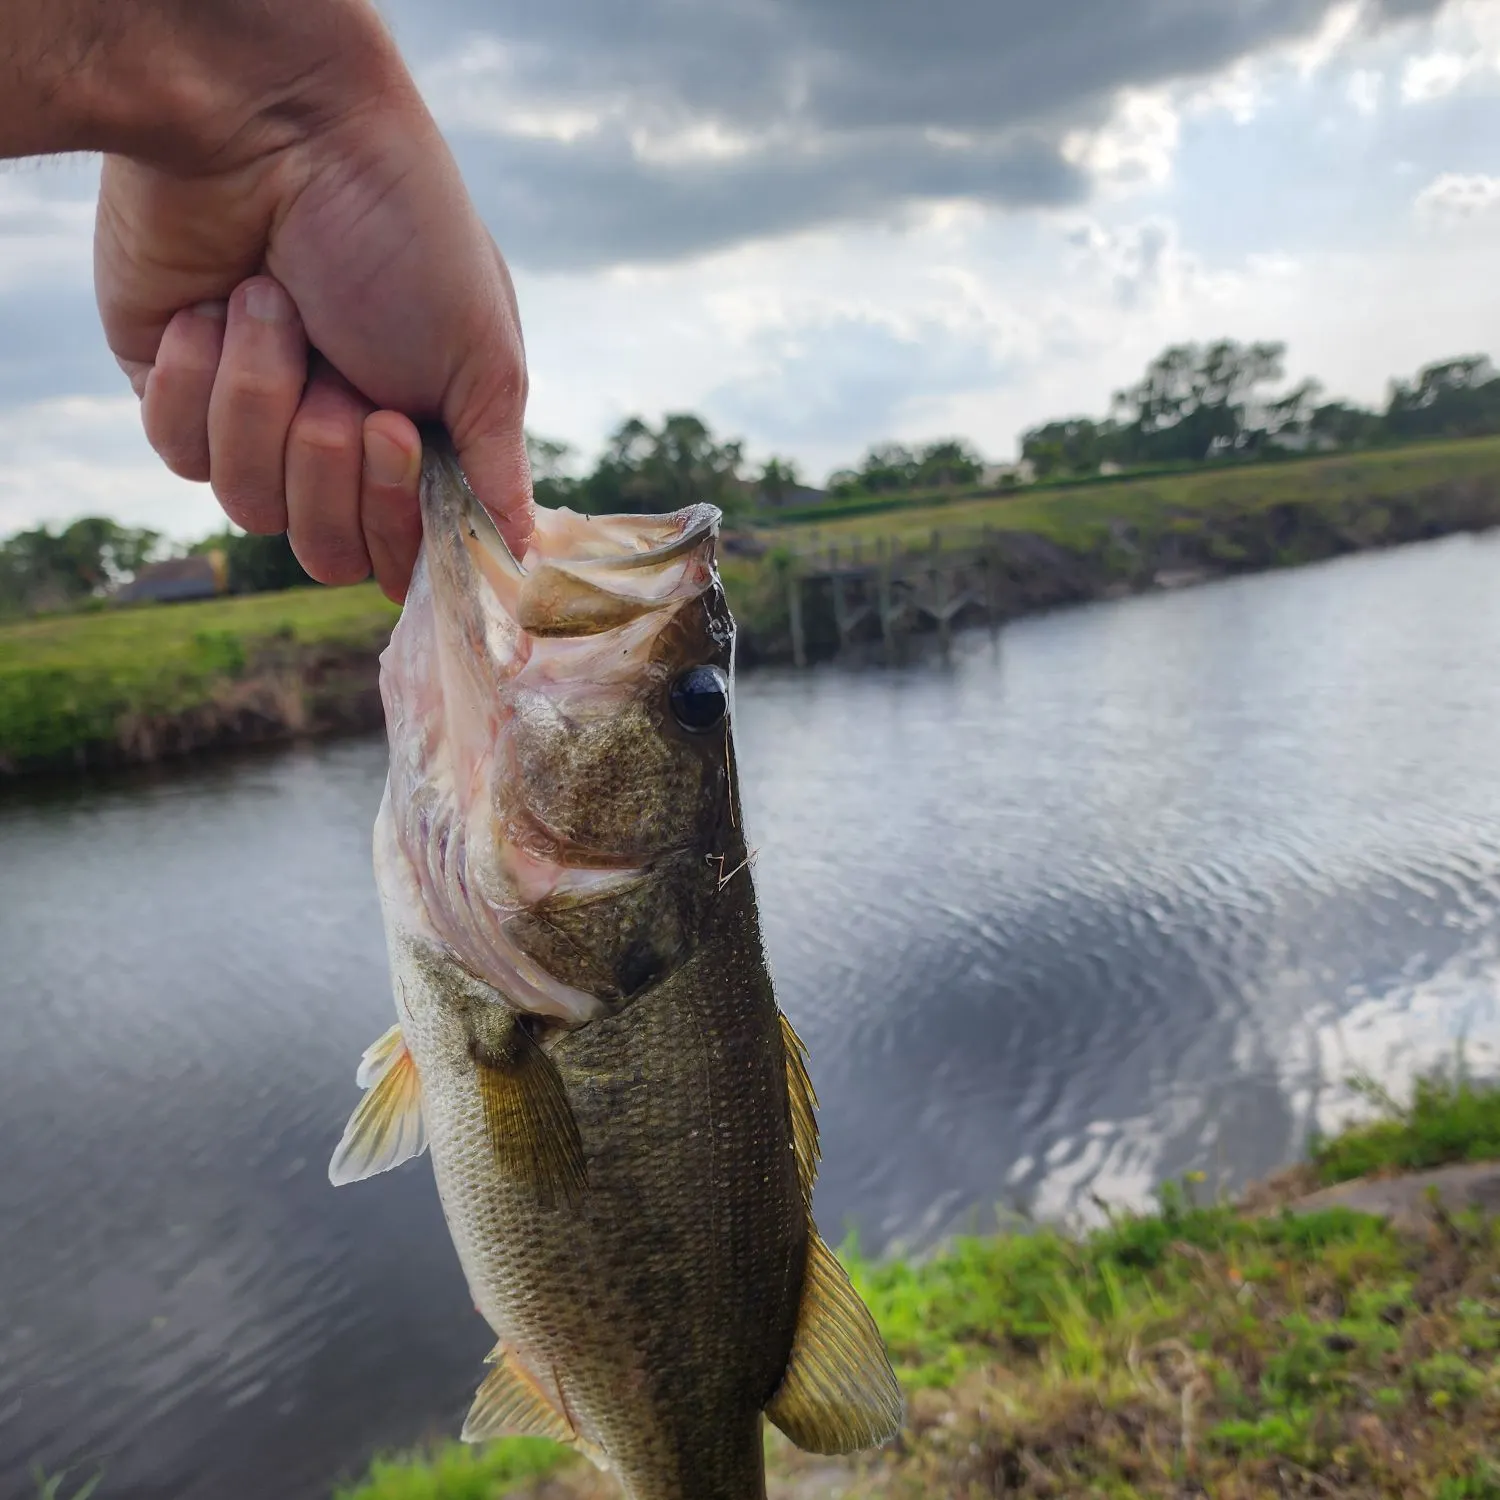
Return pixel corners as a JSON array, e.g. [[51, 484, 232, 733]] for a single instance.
[[780, 1012, 821, 1205], [765, 1230, 903, 1455]]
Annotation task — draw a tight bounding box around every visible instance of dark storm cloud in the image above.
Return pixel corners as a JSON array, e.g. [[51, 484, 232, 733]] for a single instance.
[[451, 127, 1082, 270], [379, 0, 1427, 268]]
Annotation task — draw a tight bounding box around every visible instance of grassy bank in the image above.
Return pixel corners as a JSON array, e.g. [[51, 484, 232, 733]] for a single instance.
[[336, 1067, 1500, 1500], [6, 437, 1500, 774], [0, 584, 398, 773]]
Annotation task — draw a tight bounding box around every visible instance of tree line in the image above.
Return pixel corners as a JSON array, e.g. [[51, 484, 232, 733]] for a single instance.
[[1020, 343, 1500, 478], [4, 341, 1500, 615]]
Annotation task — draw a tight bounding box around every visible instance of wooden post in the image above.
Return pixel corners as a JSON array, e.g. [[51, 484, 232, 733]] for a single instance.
[[787, 567, 806, 668], [831, 572, 850, 655], [878, 557, 896, 663]]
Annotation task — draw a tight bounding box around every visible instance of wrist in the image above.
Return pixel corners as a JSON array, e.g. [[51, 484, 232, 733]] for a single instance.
[[37, 0, 410, 174]]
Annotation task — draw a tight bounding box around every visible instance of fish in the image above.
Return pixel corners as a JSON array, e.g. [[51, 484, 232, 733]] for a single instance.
[[328, 429, 902, 1500]]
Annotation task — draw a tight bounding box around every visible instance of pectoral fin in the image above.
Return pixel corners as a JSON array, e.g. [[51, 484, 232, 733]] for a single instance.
[[474, 1020, 588, 1210], [766, 1230, 904, 1454], [780, 1012, 821, 1205], [328, 1023, 428, 1186]]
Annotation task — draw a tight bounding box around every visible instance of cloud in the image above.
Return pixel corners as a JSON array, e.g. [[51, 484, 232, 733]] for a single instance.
[[1346, 67, 1385, 111], [451, 127, 1084, 271], [0, 396, 219, 539], [1, 0, 1498, 540], [707, 312, 1013, 452], [386, 0, 1403, 269], [1414, 170, 1500, 221], [1401, 47, 1483, 99]]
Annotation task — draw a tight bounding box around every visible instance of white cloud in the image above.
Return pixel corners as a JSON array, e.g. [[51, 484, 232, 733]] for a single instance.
[[0, 396, 220, 540], [1346, 68, 1383, 114], [1061, 89, 1180, 192], [1287, 0, 1362, 78], [1401, 48, 1482, 102], [1414, 171, 1500, 223]]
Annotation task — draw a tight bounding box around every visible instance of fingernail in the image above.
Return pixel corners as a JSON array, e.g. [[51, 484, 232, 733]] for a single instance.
[[193, 299, 227, 321], [365, 426, 419, 489], [244, 280, 290, 324]]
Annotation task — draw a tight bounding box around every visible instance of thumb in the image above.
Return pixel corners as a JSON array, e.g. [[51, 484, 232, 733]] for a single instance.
[[444, 375, 534, 564], [449, 420, 536, 561]]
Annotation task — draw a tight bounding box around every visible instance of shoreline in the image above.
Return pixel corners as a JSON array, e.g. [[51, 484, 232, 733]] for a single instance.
[[6, 439, 1500, 778], [338, 1132, 1500, 1500]]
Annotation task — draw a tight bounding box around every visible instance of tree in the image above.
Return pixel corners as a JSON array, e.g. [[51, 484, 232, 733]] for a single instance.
[[190, 529, 313, 593], [756, 457, 801, 507], [526, 432, 581, 510], [1309, 400, 1381, 449], [1112, 339, 1287, 462], [1020, 417, 1124, 477], [1252, 378, 1323, 451], [0, 516, 162, 614], [914, 439, 984, 488], [1385, 356, 1500, 440], [854, 443, 919, 493], [579, 413, 747, 516]]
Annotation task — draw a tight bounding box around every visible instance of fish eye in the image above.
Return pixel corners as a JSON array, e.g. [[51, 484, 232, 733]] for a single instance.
[[669, 665, 729, 733]]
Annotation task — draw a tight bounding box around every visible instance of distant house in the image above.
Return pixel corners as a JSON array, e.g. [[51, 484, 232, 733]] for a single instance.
[[756, 482, 827, 510], [115, 551, 228, 604], [1271, 430, 1339, 455], [980, 459, 1037, 487]]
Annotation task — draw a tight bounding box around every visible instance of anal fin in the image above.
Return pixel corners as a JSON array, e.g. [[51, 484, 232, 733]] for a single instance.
[[474, 1020, 588, 1210], [766, 1229, 904, 1455], [328, 1023, 427, 1186], [462, 1348, 575, 1445], [463, 1347, 610, 1471]]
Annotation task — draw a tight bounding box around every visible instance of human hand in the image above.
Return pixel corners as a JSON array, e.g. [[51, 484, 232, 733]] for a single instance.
[[84, 2, 532, 601]]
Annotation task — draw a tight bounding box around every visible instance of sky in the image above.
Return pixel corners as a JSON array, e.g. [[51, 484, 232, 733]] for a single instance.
[[1, 0, 1499, 540]]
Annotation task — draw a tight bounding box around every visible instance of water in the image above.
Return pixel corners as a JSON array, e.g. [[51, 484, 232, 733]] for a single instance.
[[6, 532, 1500, 1497]]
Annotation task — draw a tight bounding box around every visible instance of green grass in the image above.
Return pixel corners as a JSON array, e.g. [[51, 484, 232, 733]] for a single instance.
[[331, 1439, 570, 1500], [32, 1468, 102, 1500], [1313, 1061, 1500, 1186], [759, 435, 1500, 554], [0, 583, 397, 769], [338, 1070, 1500, 1499]]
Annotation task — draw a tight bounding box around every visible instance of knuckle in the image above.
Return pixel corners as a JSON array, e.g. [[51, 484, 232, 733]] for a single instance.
[[213, 476, 284, 533], [295, 534, 370, 586], [159, 445, 211, 483], [291, 412, 357, 459], [222, 367, 295, 411]]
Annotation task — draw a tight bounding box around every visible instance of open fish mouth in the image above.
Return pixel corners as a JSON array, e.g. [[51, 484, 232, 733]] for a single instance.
[[420, 427, 722, 640], [374, 431, 736, 1028]]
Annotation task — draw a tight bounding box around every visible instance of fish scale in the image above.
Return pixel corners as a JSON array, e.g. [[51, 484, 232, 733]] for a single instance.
[[390, 875, 801, 1499]]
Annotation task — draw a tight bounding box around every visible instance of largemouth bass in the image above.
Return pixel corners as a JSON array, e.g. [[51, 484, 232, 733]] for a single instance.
[[329, 431, 901, 1499]]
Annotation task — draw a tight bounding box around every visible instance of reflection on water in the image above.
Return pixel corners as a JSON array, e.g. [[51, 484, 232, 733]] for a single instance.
[[4, 530, 1500, 1497]]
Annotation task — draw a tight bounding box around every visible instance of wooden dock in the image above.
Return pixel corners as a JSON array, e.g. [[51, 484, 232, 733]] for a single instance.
[[778, 525, 1010, 667]]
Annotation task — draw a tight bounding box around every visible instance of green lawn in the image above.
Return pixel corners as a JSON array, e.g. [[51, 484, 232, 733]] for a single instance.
[[336, 1063, 1500, 1500], [0, 583, 397, 768], [759, 437, 1500, 555]]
